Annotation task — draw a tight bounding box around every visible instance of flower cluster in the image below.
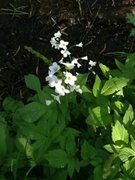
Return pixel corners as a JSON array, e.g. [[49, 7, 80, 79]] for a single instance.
[[45, 31, 96, 105]]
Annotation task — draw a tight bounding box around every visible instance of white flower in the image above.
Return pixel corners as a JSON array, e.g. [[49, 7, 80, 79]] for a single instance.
[[51, 94, 61, 104], [47, 75, 62, 88], [81, 56, 88, 60], [59, 40, 69, 50], [45, 100, 52, 106], [61, 49, 71, 58], [46, 73, 55, 82], [54, 31, 61, 38], [69, 85, 82, 94], [72, 58, 82, 68], [89, 60, 96, 67], [74, 85, 82, 94], [55, 84, 70, 96], [64, 72, 77, 86], [49, 62, 60, 74], [50, 37, 59, 49], [76, 42, 83, 47]]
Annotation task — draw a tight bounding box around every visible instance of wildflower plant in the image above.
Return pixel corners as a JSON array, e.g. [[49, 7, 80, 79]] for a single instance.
[[46, 31, 96, 104], [1, 30, 135, 179]]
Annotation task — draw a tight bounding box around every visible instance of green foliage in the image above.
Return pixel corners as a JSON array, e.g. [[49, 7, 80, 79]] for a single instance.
[[1, 53, 135, 179], [127, 13, 135, 36]]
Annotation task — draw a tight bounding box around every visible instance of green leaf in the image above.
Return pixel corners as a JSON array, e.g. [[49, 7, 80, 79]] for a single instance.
[[130, 28, 135, 37], [86, 106, 111, 127], [76, 73, 88, 87], [0, 117, 7, 158], [24, 46, 52, 65], [127, 13, 135, 26], [103, 154, 116, 179], [104, 144, 122, 153], [112, 120, 129, 145], [67, 157, 80, 177], [81, 141, 96, 160], [125, 53, 135, 68], [92, 75, 102, 97], [115, 59, 125, 71], [119, 147, 135, 162], [99, 63, 110, 78], [101, 77, 129, 96], [25, 74, 41, 92], [16, 135, 34, 159], [123, 104, 134, 126], [3, 97, 23, 113], [18, 102, 46, 123], [45, 149, 68, 168], [123, 157, 135, 178], [131, 140, 135, 152]]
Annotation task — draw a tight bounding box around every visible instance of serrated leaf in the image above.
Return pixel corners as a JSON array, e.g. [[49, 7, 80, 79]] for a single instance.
[[119, 147, 135, 162], [101, 77, 129, 96], [92, 75, 102, 97], [99, 63, 110, 78], [25, 74, 41, 92], [112, 120, 129, 145], [18, 102, 46, 123], [45, 149, 68, 168]]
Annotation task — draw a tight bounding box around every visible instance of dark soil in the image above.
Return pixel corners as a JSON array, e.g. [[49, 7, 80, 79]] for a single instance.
[[0, 0, 135, 100]]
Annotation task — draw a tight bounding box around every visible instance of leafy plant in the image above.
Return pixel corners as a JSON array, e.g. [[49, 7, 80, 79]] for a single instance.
[[0, 31, 135, 179]]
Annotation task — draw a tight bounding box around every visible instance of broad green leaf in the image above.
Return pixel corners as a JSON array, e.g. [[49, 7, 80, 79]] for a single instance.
[[101, 77, 129, 96], [81, 141, 96, 160], [92, 75, 102, 97], [25, 74, 41, 92], [3, 97, 23, 113], [99, 63, 110, 78], [94, 165, 103, 180], [112, 120, 129, 145], [45, 149, 68, 168], [18, 102, 46, 123], [86, 106, 111, 126], [123, 104, 134, 125], [123, 157, 135, 178], [115, 59, 125, 71], [119, 147, 135, 162], [0, 117, 7, 158], [16, 135, 33, 159], [104, 144, 122, 153], [76, 73, 88, 87], [103, 154, 116, 179], [125, 53, 135, 67], [111, 100, 126, 114], [67, 157, 80, 177]]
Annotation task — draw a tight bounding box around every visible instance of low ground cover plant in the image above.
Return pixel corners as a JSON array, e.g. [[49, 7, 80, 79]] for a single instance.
[[0, 15, 135, 179]]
